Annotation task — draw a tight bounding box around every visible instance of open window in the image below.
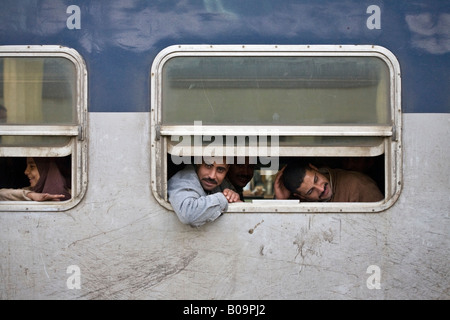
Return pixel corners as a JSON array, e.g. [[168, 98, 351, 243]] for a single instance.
[[0, 46, 87, 211], [151, 45, 402, 213]]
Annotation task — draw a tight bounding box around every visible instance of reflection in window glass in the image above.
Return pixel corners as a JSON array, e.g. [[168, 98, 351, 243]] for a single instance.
[[0, 57, 76, 125], [162, 56, 390, 126], [0, 136, 71, 147]]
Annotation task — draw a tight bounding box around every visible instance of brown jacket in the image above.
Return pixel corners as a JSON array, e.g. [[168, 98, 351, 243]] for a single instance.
[[328, 168, 383, 202]]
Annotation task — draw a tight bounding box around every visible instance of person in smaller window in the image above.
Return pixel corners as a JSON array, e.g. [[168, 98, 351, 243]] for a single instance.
[[213, 157, 255, 201], [167, 157, 241, 227], [0, 157, 71, 201], [274, 160, 383, 202]]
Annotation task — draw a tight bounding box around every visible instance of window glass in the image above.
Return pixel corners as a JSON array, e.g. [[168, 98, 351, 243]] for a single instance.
[[0, 136, 71, 148], [162, 56, 390, 126], [0, 57, 76, 125]]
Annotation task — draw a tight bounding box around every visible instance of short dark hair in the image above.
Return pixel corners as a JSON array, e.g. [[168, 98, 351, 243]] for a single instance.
[[282, 160, 311, 193]]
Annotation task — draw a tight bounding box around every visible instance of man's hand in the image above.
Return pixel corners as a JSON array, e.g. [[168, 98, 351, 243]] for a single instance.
[[28, 192, 65, 201], [222, 188, 242, 203], [274, 165, 291, 200]]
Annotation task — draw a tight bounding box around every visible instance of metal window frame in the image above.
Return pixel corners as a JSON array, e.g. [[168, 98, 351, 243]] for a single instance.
[[0, 45, 88, 212], [151, 44, 402, 213]]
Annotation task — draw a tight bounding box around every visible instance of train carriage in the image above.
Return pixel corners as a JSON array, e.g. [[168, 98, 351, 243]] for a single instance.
[[0, 0, 448, 300]]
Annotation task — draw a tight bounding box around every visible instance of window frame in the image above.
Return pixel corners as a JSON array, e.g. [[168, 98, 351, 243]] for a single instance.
[[0, 45, 88, 211], [150, 44, 402, 213]]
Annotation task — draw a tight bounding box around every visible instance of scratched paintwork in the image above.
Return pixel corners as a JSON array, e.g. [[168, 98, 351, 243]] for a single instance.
[[1, 113, 449, 299]]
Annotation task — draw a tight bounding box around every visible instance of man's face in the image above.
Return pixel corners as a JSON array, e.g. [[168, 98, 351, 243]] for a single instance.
[[294, 165, 333, 202], [227, 163, 254, 189], [197, 161, 229, 191]]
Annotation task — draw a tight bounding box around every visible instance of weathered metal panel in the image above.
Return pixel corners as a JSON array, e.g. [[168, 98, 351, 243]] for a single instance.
[[0, 113, 448, 299]]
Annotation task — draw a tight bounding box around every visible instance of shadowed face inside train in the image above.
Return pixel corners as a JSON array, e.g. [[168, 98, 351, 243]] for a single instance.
[[226, 158, 255, 190]]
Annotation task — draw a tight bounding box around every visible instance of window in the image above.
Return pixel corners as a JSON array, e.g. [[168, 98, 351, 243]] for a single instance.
[[0, 45, 87, 211], [151, 45, 402, 213]]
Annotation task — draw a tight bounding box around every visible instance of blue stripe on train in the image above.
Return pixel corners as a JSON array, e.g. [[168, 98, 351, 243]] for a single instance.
[[0, 0, 448, 113]]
